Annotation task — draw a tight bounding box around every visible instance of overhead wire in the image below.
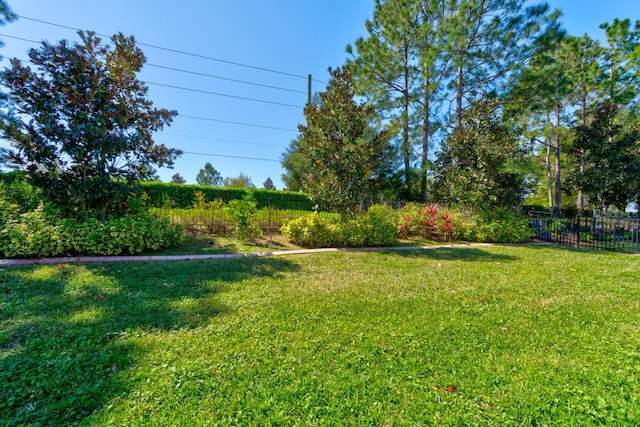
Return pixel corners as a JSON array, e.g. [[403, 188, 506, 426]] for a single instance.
[[0, 33, 308, 95], [15, 15, 327, 83], [161, 133, 287, 148], [0, 21, 306, 165], [178, 115, 297, 132], [182, 151, 279, 162], [145, 63, 306, 94], [145, 81, 303, 108]]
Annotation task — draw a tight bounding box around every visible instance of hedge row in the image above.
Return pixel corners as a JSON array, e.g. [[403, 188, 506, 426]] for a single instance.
[[140, 182, 314, 211]]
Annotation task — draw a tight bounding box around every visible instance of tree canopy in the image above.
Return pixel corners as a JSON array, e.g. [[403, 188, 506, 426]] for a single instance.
[[196, 162, 222, 187], [0, 31, 181, 219], [297, 67, 393, 216], [434, 100, 528, 210], [223, 173, 254, 188]]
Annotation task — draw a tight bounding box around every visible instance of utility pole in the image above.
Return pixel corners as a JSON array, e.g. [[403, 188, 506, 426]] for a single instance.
[[307, 74, 312, 105]]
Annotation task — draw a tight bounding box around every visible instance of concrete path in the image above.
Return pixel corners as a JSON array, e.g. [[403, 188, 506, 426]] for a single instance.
[[0, 242, 509, 267]]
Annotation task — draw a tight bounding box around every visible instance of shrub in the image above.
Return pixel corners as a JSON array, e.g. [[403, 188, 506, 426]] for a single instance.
[[0, 211, 183, 258], [60, 214, 184, 256], [397, 203, 456, 241], [226, 192, 263, 242], [359, 205, 398, 246], [141, 182, 313, 210], [455, 209, 534, 243], [1, 204, 65, 258], [281, 205, 398, 248], [281, 214, 341, 248]]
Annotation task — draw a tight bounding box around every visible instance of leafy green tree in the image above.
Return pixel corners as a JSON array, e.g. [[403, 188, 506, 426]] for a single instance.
[[444, 0, 560, 128], [434, 100, 527, 210], [561, 35, 607, 213], [0, 147, 13, 171], [195, 162, 222, 186], [508, 34, 580, 214], [262, 177, 276, 190], [0, 0, 16, 168], [171, 173, 186, 184], [298, 67, 393, 216], [347, 0, 421, 195], [347, 0, 449, 202], [573, 103, 640, 212], [280, 135, 306, 192], [0, 31, 180, 219], [600, 19, 640, 107], [223, 173, 254, 188]]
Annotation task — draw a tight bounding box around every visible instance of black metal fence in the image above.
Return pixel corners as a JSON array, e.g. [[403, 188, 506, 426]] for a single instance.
[[528, 211, 640, 254]]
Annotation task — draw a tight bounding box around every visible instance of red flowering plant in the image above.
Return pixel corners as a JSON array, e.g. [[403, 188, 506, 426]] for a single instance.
[[397, 203, 457, 242], [398, 214, 413, 239], [418, 204, 439, 238], [441, 213, 454, 241]]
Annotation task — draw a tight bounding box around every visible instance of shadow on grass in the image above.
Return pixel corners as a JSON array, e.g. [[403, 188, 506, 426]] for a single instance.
[[379, 245, 520, 262], [143, 235, 301, 256], [0, 257, 300, 425]]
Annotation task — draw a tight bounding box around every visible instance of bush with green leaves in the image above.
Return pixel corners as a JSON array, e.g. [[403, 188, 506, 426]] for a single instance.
[[225, 192, 262, 242], [281, 205, 398, 248], [281, 213, 340, 248], [60, 214, 184, 256], [0, 204, 65, 258], [451, 209, 534, 243], [1, 212, 184, 258]]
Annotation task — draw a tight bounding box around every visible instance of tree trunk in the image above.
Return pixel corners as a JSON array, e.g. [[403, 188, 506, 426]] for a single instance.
[[421, 73, 430, 203], [546, 135, 552, 212], [577, 97, 586, 214], [554, 105, 562, 215], [455, 64, 463, 129], [402, 39, 411, 194]]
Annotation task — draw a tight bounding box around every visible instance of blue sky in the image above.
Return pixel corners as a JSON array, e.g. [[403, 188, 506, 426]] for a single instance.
[[0, 0, 638, 188]]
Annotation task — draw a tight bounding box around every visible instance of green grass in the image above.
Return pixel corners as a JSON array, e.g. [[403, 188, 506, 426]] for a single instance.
[[141, 234, 305, 256], [2, 245, 640, 425]]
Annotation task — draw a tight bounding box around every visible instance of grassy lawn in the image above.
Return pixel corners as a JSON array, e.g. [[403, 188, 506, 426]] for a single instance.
[[144, 234, 453, 256], [1, 245, 640, 425], [141, 234, 305, 256]]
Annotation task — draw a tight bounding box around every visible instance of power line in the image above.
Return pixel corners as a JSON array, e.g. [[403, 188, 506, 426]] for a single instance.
[[161, 133, 287, 148], [146, 63, 306, 94], [182, 151, 279, 163], [178, 115, 298, 132], [16, 15, 326, 83], [0, 33, 39, 44], [0, 34, 308, 95], [145, 81, 303, 109]]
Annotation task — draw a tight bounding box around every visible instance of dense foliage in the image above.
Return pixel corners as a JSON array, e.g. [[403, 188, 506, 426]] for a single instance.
[[281, 203, 534, 248], [572, 103, 640, 211], [0, 174, 183, 258], [281, 2, 639, 214], [0, 208, 183, 258], [297, 67, 394, 216], [196, 163, 223, 187], [140, 181, 313, 210], [434, 100, 528, 209], [281, 205, 398, 248], [0, 31, 180, 219]]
